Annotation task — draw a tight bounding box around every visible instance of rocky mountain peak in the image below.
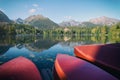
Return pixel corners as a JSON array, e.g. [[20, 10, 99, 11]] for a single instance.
[[59, 20, 80, 27], [0, 10, 11, 23], [89, 16, 120, 25], [15, 18, 24, 24]]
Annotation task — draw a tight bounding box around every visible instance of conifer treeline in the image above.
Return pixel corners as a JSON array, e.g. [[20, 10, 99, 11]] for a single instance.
[[0, 22, 120, 36]]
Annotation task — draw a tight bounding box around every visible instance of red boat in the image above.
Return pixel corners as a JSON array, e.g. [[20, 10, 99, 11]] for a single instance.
[[74, 43, 120, 78], [0, 56, 42, 80], [54, 54, 118, 80]]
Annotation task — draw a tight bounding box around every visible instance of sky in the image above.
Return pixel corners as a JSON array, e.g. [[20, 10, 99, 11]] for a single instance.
[[0, 0, 120, 23]]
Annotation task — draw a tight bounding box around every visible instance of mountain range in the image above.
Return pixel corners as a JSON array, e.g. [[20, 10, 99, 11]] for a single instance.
[[0, 10, 59, 28], [59, 16, 120, 27], [0, 10, 11, 23], [0, 10, 120, 28], [24, 15, 59, 28], [59, 20, 99, 27], [89, 16, 120, 26], [15, 18, 24, 24]]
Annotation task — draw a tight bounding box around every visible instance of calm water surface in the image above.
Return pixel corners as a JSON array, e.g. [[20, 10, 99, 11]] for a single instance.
[[0, 35, 118, 71]]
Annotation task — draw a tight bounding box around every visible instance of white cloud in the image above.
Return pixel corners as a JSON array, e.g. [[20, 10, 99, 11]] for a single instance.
[[28, 4, 44, 14], [64, 16, 72, 19], [29, 9, 36, 14], [33, 4, 39, 7]]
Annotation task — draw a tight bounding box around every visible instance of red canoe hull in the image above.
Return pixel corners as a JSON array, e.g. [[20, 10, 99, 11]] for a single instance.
[[54, 54, 118, 80], [0, 56, 42, 80], [74, 43, 120, 78]]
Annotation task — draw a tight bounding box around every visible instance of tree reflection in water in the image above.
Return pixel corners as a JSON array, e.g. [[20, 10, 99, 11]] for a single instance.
[[0, 35, 120, 69]]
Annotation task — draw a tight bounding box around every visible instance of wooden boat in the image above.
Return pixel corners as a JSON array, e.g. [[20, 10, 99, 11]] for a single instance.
[[54, 54, 118, 80], [74, 43, 120, 78], [0, 56, 42, 80]]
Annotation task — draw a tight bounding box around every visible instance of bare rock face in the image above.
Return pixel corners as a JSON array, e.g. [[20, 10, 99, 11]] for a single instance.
[[89, 16, 120, 25], [15, 18, 24, 24], [24, 15, 59, 28], [59, 20, 80, 27], [59, 16, 120, 27]]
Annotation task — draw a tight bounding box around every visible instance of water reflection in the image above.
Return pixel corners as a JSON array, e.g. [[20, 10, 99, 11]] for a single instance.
[[0, 35, 120, 70], [0, 46, 11, 55], [25, 39, 58, 52]]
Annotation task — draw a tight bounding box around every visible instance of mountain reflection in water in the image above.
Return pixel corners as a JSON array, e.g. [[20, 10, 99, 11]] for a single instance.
[[0, 35, 120, 70]]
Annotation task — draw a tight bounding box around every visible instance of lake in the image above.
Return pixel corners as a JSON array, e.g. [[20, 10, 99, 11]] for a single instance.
[[0, 35, 119, 78]]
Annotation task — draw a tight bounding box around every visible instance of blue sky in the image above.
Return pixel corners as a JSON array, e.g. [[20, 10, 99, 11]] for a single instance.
[[0, 0, 120, 23]]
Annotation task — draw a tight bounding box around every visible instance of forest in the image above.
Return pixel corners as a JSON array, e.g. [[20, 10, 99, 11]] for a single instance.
[[0, 22, 120, 37]]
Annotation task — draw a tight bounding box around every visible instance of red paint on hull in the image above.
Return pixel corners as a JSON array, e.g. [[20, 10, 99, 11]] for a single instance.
[[74, 43, 120, 72], [0, 56, 42, 80], [54, 54, 118, 80]]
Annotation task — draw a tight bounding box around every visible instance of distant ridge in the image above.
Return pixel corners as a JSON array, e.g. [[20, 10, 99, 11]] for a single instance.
[[0, 10, 120, 28], [0, 10, 11, 23], [59, 20, 80, 27], [59, 16, 120, 27], [89, 16, 120, 25], [15, 18, 24, 24], [0, 11, 59, 28], [24, 15, 59, 28]]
